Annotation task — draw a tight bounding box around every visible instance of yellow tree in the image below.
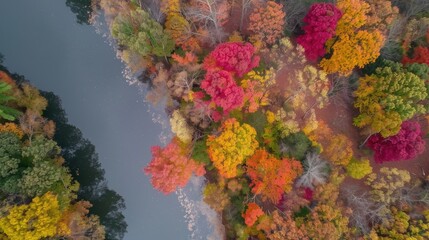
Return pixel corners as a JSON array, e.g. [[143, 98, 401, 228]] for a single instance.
[[0, 192, 63, 240], [207, 118, 258, 178], [320, 0, 384, 75]]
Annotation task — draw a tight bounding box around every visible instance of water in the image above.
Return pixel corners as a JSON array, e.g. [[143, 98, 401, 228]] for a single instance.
[[0, 0, 192, 239]]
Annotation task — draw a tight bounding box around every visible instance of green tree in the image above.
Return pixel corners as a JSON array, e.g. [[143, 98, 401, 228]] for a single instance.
[[0, 82, 20, 121], [111, 7, 175, 58], [354, 61, 428, 137]]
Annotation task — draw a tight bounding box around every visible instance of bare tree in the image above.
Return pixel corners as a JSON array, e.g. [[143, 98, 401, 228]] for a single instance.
[[296, 152, 330, 189], [184, 0, 229, 44]]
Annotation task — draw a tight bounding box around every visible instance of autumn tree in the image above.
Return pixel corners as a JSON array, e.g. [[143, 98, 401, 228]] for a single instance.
[[367, 121, 426, 163], [346, 158, 372, 179], [242, 203, 264, 227], [14, 83, 48, 115], [300, 203, 352, 240], [203, 42, 260, 77], [296, 3, 342, 61], [323, 133, 353, 167], [403, 46, 429, 66], [200, 70, 244, 119], [0, 192, 62, 240], [203, 182, 230, 212], [265, 210, 308, 240], [365, 167, 411, 204], [162, 0, 193, 48], [354, 62, 428, 137], [246, 149, 302, 204], [364, 0, 399, 34], [319, 0, 384, 75], [207, 118, 258, 178], [144, 138, 205, 194], [111, 7, 174, 58], [170, 110, 194, 143], [247, 1, 285, 45]]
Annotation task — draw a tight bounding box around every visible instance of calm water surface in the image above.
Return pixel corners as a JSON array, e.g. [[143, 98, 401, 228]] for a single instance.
[[0, 0, 192, 239]]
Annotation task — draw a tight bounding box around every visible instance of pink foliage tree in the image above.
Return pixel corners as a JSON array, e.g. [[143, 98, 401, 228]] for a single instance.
[[200, 70, 244, 120], [367, 121, 426, 163], [144, 138, 206, 194], [203, 42, 260, 77], [297, 3, 342, 61]]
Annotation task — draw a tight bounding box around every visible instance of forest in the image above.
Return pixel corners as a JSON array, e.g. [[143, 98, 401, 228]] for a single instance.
[[94, 0, 429, 239], [0, 60, 127, 239]]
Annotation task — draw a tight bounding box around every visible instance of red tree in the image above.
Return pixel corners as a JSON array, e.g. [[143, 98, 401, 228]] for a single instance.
[[402, 46, 429, 66], [242, 203, 264, 227], [144, 138, 205, 194], [297, 3, 342, 61], [367, 121, 426, 163], [200, 70, 244, 119], [203, 42, 260, 77]]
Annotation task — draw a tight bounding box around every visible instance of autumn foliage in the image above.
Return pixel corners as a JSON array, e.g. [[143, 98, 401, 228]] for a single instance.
[[247, 1, 285, 45], [367, 121, 426, 163], [207, 118, 258, 178], [319, 0, 384, 75], [144, 138, 205, 194], [242, 203, 264, 227], [246, 149, 302, 204], [200, 70, 244, 118], [403, 46, 429, 66], [203, 42, 260, 77], [297, 3, 342, 61]]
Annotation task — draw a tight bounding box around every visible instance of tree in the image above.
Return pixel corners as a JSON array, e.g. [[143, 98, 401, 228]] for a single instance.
[[170, 110, 194, 143], [162, 0, 195, 50], [184, 0, 230, 44], [323, 133, 353, 167], [265, 210, 308, 240], [144, 138, 205, 194], [200, 70, 244, 120], [319, 0, 384, 75], [0, 123, 24, 139], [66, 0, 93, 25], [296, 152, 329, 189], [247, 1, 285, 45], [364, 0, 399, 34], [0, 192, 62, 240], [403, 46, 429, 66], [111, 7, 174, 58], [367, 121, 426, 163], [0, 82, 20, 121], [203, 182, 230, 212], [246, 149, 302, 204], [14, 83, 48, 114], [207, 118, 258, 178], [242, 203, 264, 227], [320, 30, 384, 75], [300, 204, 351, 240], [346, 158, 372, 179], [296, 3, 342, 61], [203, 42, 260, 77], [365, 167, 411, 204], [354, 62, 428, 137]]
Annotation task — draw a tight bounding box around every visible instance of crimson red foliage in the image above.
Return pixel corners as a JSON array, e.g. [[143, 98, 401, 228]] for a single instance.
[[402, 46, 429, 66], [297, 3, 342, 61], [367, 121, 426, 163], [144, 138, 205, 194], [200, 70, 244, 120], [203, 42, 260, 77]]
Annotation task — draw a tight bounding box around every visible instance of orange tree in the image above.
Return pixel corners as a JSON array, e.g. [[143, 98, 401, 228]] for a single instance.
[[319, 0, 384, 75], [246, 149, 302, 204]]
